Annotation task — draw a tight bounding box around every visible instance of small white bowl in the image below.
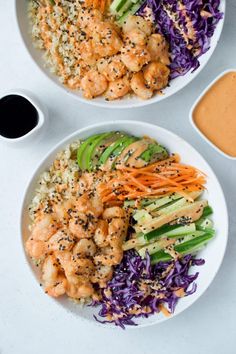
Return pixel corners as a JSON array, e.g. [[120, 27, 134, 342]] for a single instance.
[[20, 120, 228, 328], [190, 69, 236, 161], [0, 89, 47, 147]]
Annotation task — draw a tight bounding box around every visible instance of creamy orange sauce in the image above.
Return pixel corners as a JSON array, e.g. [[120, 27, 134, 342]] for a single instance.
[[193, 71, 236, 157]]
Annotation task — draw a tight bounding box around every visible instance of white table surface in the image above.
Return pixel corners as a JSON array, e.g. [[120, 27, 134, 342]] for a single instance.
[[0, 1, 236, 353]]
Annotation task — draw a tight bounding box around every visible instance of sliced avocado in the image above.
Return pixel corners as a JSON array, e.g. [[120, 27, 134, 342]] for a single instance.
[[112, 136, 138, 169], [99, 134, 129, 166], [77, 134, 101, 170], [140, 144, 169, 164], [85, 132, 112, 171], [90, 132, 125, 170]]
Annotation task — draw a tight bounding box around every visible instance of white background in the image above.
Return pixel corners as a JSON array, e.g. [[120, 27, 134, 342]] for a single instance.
[[0, 1, 236, 353]]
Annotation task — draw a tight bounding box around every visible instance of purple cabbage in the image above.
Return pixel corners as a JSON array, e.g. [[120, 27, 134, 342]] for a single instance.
[[137, 0, 223, 78], [93, 251, 205, 328]]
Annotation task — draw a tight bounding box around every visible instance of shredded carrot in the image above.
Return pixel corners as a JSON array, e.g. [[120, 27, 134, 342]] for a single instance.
[[98, 155, 206, 203], [159, 304, 171, 317]]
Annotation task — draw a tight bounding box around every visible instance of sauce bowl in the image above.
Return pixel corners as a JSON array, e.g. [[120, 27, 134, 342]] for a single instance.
[[0, 89, 47, 147], [190, 69, 236, 161]]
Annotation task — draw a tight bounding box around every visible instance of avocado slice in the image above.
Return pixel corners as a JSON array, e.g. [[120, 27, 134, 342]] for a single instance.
[[140, 143, 169, 164], [99, 134, 130, 166], [112, 136, 139, 169], [77, 134, 101, 170], [92, 132, 126, 167], [85, 132, 112, 171]]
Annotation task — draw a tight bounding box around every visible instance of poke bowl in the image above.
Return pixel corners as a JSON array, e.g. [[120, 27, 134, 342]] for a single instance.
[[20, 121, 228, 328], [15, 0, 225, 108]]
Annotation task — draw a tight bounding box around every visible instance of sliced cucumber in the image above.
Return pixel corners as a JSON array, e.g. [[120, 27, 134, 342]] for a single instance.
[[201, 206, 213, 218], [150, 232, 215, 263], [117, 1, 144, 25], [196, 217, 213, 230], [133, 209, 152, 222], [117, 0, 133, 16], [138, 238, 173, 258], [145, 194, 182, 212], [140, 200, 208, 234], [143, 223, 196, 242], [153, 198, 190, 216], [110, 0, 127, 13]]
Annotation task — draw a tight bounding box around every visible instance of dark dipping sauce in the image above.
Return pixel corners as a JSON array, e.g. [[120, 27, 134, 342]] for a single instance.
[[0, 95, 39, 139]]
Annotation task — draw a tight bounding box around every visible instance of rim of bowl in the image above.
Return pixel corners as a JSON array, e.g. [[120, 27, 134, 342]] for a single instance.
[[14, 1, 226, 109], [189, 68, 236, 161], [20, 120, 229, 329]]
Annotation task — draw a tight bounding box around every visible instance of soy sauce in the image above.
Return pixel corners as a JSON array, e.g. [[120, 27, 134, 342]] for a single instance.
[[0, 95, 39, 138]]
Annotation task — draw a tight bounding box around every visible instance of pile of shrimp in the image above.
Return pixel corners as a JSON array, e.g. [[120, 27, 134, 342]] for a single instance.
[[26, 152, 129, 301], [29, 0, 170, 100]]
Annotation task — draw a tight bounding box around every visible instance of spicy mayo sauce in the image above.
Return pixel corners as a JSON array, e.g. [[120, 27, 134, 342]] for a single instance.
[[193, 71, 236, 157]]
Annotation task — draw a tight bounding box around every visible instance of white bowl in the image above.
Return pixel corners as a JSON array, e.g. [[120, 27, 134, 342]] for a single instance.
[[190, 69, 236, 161], [15, 0, 225, 109], [20, 120, 228, 328]]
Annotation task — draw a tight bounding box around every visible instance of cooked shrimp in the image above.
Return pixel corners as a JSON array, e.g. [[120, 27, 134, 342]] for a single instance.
[[42, 255, 67, 297], [123, 29, 147, 46], [94, 220, 109, 247], [103, 206, 125, 219], [47, 229, 75, 252], [107, 217, 128, 246], [76, 172, 95, 194], [92, 22, 122, 57], [130, 72, 153, 100], [81, 69, 108, 99], [66, 281, 94, 299], [105, 77, 130, 100], [75, 193, 103, 218], [73, 239, 97, 258], [47, 275, 67, 297], [31, 215, 59, 241], [121, 45, 151, 72], [91, 265, 113, 287], [55, 251, 94, 284], [94, 246, 123, 266], [78, 8, 102, 31], [69, 212, 97, 239], [147, 34, 170, 65], [122, 15, 153, 36], [143, 61, 170, 90], [25, 238, 47, 259], [97, 55, 127, 82], [73, 258, 95, 277], [79, 40, 98, 66], [53, 200, 74, 222]]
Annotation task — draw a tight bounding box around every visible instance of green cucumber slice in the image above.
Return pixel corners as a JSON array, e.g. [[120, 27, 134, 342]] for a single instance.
[[150, 232, 215, 263]]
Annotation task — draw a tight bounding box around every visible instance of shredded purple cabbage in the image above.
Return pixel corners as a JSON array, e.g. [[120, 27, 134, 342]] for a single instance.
[[93, 251, 205, 328], [137, 0, 223, 78]]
